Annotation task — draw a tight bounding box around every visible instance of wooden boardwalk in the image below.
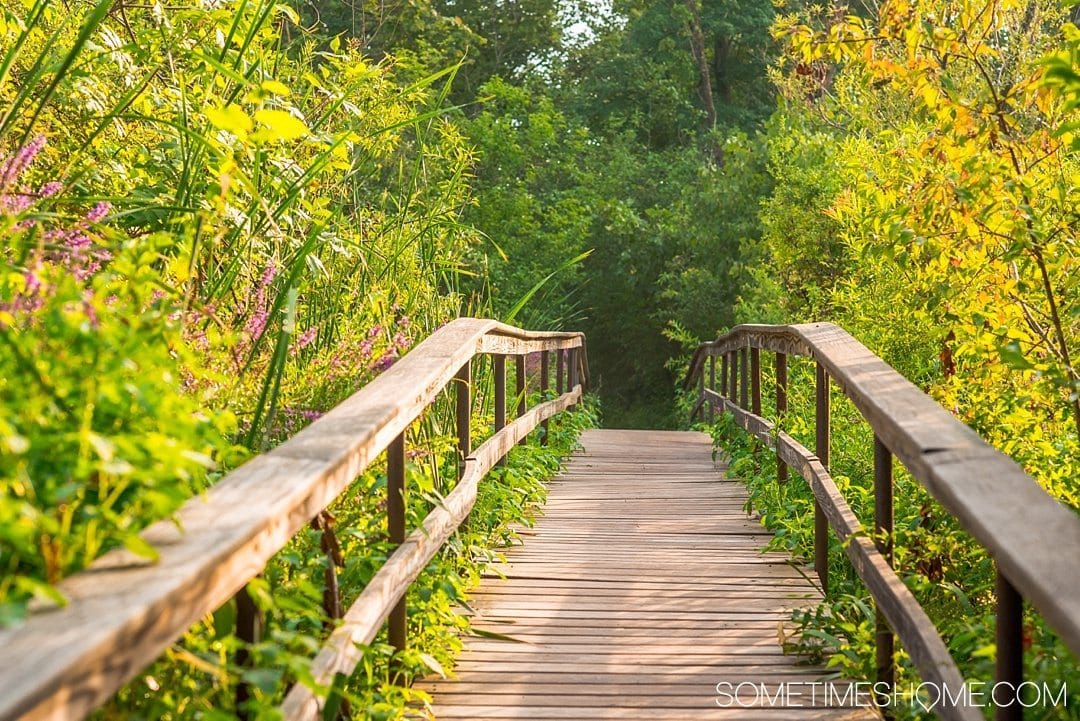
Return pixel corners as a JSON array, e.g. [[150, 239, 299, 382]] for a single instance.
[[419, 429, 878, 720]]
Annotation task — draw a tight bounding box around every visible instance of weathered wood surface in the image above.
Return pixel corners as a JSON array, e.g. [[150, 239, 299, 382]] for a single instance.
[[707, 390, 977, 721], [281, 389, 581, 720], [687, 323, 1080, 659], [0, 319, 585, 721], [417, 429, 880, 720]]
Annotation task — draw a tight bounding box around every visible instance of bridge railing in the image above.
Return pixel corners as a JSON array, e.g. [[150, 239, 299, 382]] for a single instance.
[[0, 318, 588, 721], [686, 322, 1080, 721]]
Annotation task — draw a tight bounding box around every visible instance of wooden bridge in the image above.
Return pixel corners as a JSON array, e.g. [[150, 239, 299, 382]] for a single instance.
[[1, 320, 1079, 720], [418, 428, 873, 719]]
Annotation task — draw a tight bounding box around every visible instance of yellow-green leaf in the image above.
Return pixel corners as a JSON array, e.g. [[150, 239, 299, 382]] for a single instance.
[[260, 79, 291, 96], [205, 104, 253, 136], [417, 652, 446, 678], [253, 109, 309, 142], [123, 534, 161, 562]]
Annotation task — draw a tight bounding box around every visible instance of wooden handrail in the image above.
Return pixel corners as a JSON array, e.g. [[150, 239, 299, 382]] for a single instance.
[[686, 322, 1080, 718], [0, 318, 588, 721]]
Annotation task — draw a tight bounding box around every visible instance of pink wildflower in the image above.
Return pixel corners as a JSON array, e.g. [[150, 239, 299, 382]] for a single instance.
[[0, 136, 46, 191], [39, 181, 62, 197], [374, 350, 397, 371], [84, 201, 110, 223], [290, 326, 317, 355], [244, 263, 279, 340]]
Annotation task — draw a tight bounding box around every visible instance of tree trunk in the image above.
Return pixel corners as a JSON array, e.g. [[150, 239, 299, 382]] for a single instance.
[[685, 0, 716, 130]]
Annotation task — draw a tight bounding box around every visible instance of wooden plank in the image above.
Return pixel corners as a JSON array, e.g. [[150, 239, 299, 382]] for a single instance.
[[423, 708, 875, 720], [428, 430, 877, 721]]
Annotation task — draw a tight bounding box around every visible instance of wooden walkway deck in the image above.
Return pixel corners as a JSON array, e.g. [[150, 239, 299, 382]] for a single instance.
[[418, 429, 878, 720]]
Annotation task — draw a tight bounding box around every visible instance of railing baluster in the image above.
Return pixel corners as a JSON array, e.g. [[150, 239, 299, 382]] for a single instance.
[[720, 353, 729, 400], [776, 352, 788, 484], [494, 355, 506, 466], [728, 350, 737, 401], [697, 362, 705, 421], [234, 586, 262, 718], [456, 361, 471, 477], [556, 349, 565, 395], [540, 351, 550, 444], [739, 347, 749, 409], [708, 354, 716, 423], [874, 436, 895, 707], [387, 433, 406, 654], [516, 354, 527, 441], [815, 361, 830, 595], [313, 512, 344, 627], [750, 348, 761, 416], [568, 347, 579, 399], [996, 570, 1024, 721]]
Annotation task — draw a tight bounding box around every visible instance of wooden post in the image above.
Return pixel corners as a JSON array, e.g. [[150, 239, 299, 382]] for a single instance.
[[312, 513, 343, 628], [776, 353, 788, 484], [697, 364, 705, 422], [387, 433, 406, 654], [516, 354, 527, 441], [739, 347, 749, 409], [456, 361, 470, 478], [728, 351, 737, 401], [750, 348, 761, 416], [720, 353, 729, 400], [540, 351, 550, 445], [568, 348, 579, 409], [708, 355, 716, 423], [996, 570, 1024, 721], [494, 355, 506, 467], [234, 586, 262, 718], [556, 349, 565, 395], [815, 362, 830, 595], [874, 436, 895, 706]]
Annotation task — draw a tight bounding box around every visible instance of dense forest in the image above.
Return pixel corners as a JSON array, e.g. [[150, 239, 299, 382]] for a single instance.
[[1, 0, 1079, 716]]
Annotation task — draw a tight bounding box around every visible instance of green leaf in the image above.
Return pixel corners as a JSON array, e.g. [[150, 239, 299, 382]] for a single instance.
[[999, 340, 1033, 370], [14, 576, 67, 607], [123, 534, 161, 562], [417, 652, 447, 678]]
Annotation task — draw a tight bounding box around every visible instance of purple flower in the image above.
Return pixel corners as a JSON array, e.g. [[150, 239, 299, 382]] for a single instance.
[[297, 327, 317, 349], [290, 326, 317, 356], [84, 201, 110, 223], [374, 350, 397, 371], [82, 290, 99, 329], [245, 309, 269, 339], [24, 267, 41, 296], [0, 136, 46, 191], [0, 191, 33, 214], [39, 181, 62, 197], [244, 262, 279, 340]]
